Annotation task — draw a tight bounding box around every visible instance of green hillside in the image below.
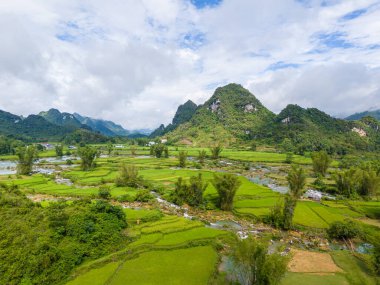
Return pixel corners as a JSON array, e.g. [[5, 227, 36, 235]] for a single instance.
[[166, 83, 275, 145], [163, 84, 380, 153], [150, 100, 198, 138]]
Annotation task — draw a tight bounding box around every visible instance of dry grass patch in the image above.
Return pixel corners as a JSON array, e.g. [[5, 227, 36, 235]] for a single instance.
[[288, 249, 343, 273]]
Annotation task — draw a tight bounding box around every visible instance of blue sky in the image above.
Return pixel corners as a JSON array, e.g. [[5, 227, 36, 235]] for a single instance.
[[0, 0, 379, 128]]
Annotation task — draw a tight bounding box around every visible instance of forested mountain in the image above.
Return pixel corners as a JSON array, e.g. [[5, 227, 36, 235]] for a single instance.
[[0, 109, 108, 143], [39, 109, 83, 129], [73, 113, 129, 137], [161, 84, 380, 153], [164, 83, 275, 145], [346, 109, 380, 121], [0, 110, 72, 141], [150, 100, 198, 138]]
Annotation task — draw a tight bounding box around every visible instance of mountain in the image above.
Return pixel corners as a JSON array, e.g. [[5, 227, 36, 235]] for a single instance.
[[39, 109, 83, 129], [73, 113, 129, 137], [163, 83, 275, 145], [346, 109, 380, 121], [150, 100, 198, 138], [161, 84, 380, 152], [0, 110, 72, 141]]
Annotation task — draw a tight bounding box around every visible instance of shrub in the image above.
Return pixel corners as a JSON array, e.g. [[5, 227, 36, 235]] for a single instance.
[[115, 164, 143, 188], [172, 174, 208, 207], [327, 220, 360, 240], [98, 186, 111, 200], [210, 145, 223, 159], [198, 150, 207, 165], [135, 190, 154, 202]]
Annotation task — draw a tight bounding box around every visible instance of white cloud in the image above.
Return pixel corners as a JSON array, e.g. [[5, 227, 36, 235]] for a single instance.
[[0, 0, 379, 129]]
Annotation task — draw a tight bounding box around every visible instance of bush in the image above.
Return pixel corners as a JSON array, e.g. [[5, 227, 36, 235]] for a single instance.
[[115, 164, 143, 188], [98, 186, 111, 200], [171, 174, 208, 207], [327, 220, 360, 240], [210, 145, 223, 159], [198, 150, 207, 165], [135, 190, 154, 202]]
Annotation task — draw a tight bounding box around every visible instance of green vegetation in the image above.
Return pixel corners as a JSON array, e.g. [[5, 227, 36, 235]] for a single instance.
[[78, 146, 98, 170], [0, 185, 127, 285], [16, 145, 38, 175], [171, 174, 208, 206], [229, 237, 289, 285], [311, 151, 331, 176], [178, 150, 187, 168], [212, 173, 241, 211], [283, 165, 306, 229]]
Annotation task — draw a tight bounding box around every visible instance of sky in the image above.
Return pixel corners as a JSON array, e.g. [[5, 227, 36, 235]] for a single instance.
[[0, 0, 379, 130]]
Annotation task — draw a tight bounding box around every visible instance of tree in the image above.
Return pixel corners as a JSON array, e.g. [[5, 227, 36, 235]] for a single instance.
[[212, 173, 241, 211], [251, 142, 257, 151], [333, 168, 360, 198], [98, 186, 111, 200], [172, 174, 208, 207], [78, 146, 98, 171], [280, 138, 294, 153], [151, 144, 165, 158], [178, 151, 187, 168], [287, 165, 306, 199], [107, 142, 113, 155], [284, 152, 293, 164], [311, 151, 331, 177], [358, 169, 380, 197], [115, 164, 143, 188], [164, 146, 169, 158], [130, 145, 137, 156], [198, 150, 207, 165], [210, 145, 223, 159], [283, 165, 306, 230], [230, 238, 288, 285], [55, 144, 64, 157], [327, 220, 360, 241], [16, 146, 38, 175]]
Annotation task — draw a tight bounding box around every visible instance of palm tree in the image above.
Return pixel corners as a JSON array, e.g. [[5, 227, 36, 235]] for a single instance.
[[287, 165, 306, 198]]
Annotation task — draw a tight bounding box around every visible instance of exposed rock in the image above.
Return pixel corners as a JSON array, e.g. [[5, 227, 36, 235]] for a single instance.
[[210, 99, 221, 113], [352, 127, 367, 137], [244, 104, 257, 113], [282, 116, 291, 124]]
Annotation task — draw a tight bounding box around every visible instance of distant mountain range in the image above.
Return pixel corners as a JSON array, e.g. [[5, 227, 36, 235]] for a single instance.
[[151, 83, 380, 153], [345, 110, 380, 121], [1, 84, 379, 151], [0, 108, 150, 142]]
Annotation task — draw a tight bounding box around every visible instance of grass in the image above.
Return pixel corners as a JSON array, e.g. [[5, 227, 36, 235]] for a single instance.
[[281, 272, 348, 285], [123, 208, 162, 223], [331, 251, 378, 285], [66, 262, 120, 285], [155, 227, 227, 246], [108, 246, 218, 285]]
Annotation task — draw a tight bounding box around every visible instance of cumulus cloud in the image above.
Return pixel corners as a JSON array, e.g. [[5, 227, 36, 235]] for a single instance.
[[0, 0, 379, 128]]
